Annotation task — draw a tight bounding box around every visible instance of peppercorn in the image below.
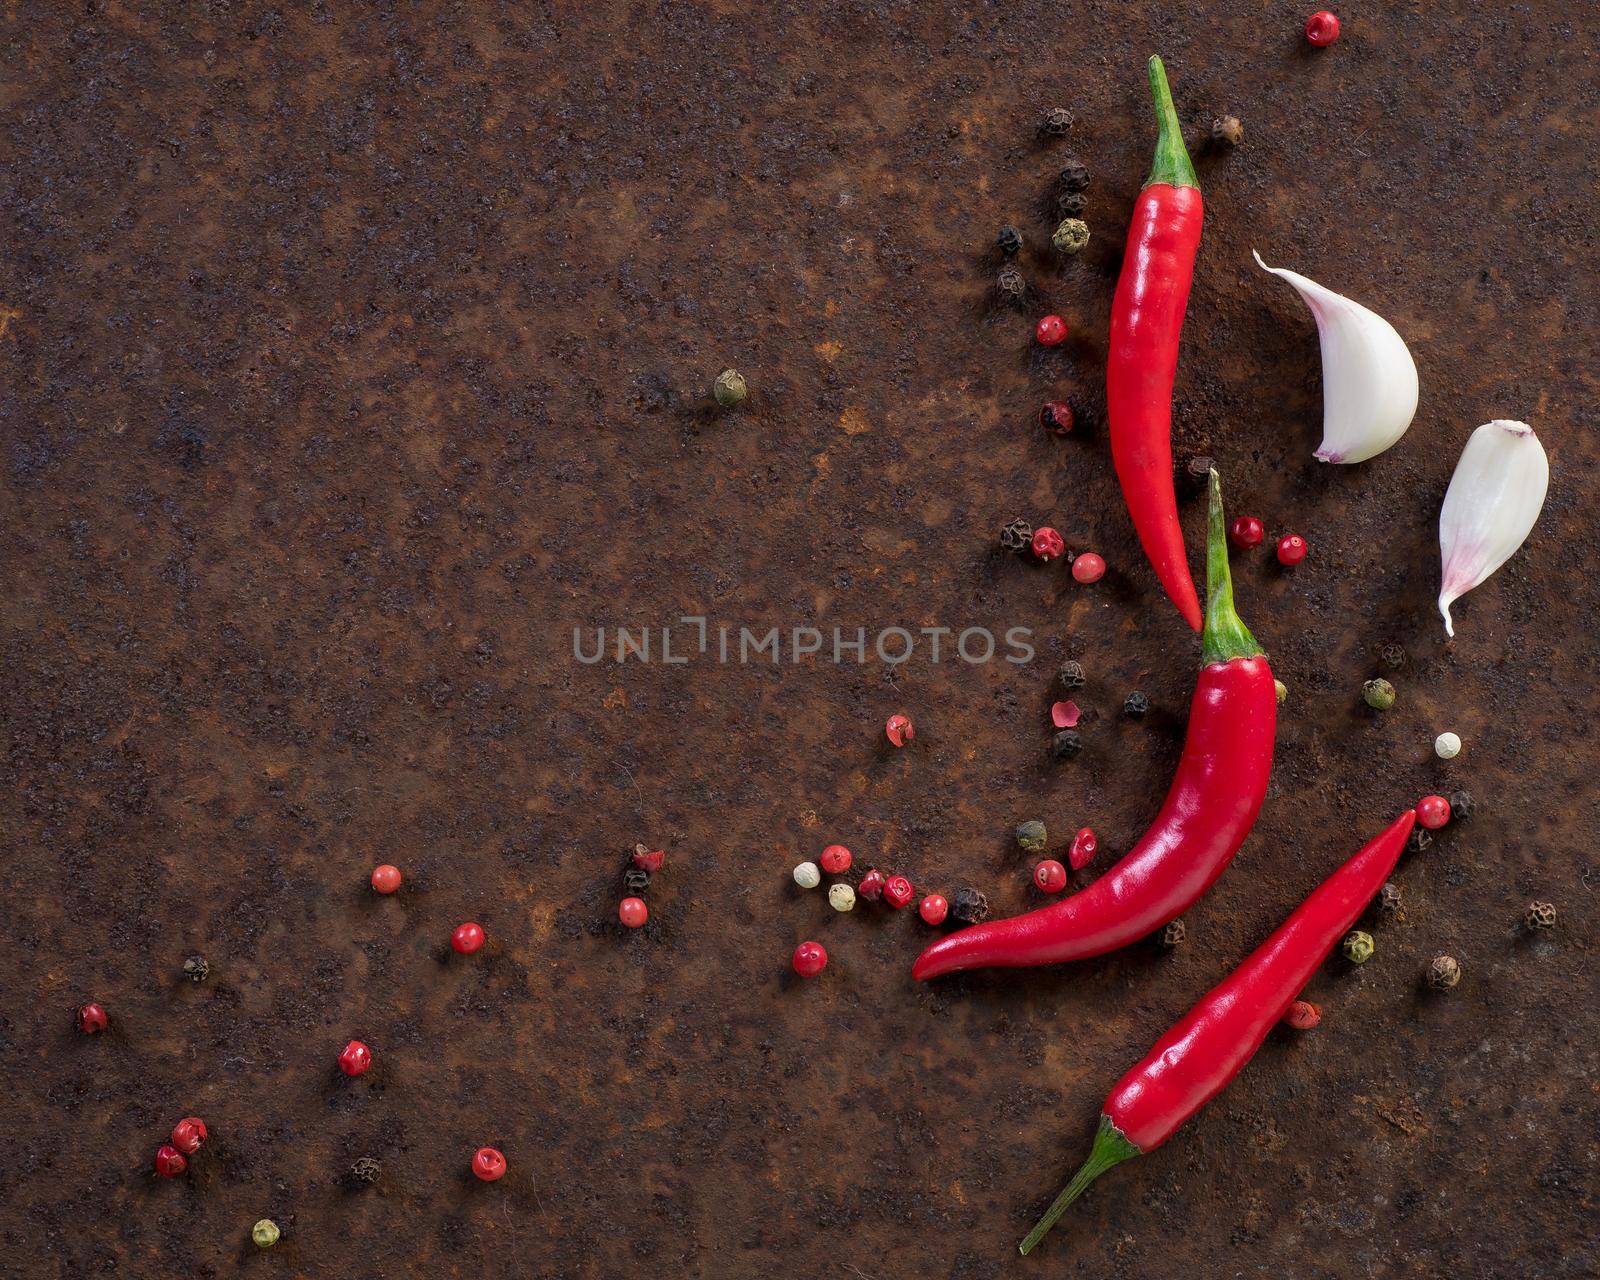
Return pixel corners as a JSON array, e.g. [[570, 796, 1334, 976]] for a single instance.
[[712, 369, 748, 409], [883, 875, 915, 909], [1040, 106, 1074, 137], [1380, 643, 1406, 670], [858, 868, 886, 901], [1054, 189, 1087, 218], [1376, 882, 1403, 918], [996, 265, 1026, 302], [1274, 679, 1288, 706], [1159, 919, 1185, 949], [1406, 827, 1433, 855], [1181, 454, 1215, 496], [820, 844, 853, 875], [351, 1156, 381, 1185], [618, 896, 648, 928], [885, 713, 914, 747], [827, 883, 856, 913], [1211, 115, 1244, 147], [1071, 552, 1106, 584], [1033, 859, 1068, 894], [170, 1117, 208, 1156], [1051, 700, 1081, 729], [1523, 901, 1556, 930], [1031, 526, 1066, 562], [1050, 729, 1082, 760], [182, 955, 209, 984], [1057, 159, 1090, 191], [1055, 660, 1085, 692], [1433, 731, 1462, 760], [996, 224, 1023, 257], [1342, 931, 1375, 964], [339, 1039, 374, 1077], [1283, 1000, 1321, 1030], [77, 1002, 108, 1034], [999, 517, 1034, 553], [949, 887, 989, 924], [1051, 218, 1090, 254], [1124, 691, 1149, 719], [792, 860, 822, 889], [919, 894, 949, 925], [1449, 790, 1475, 821], [1035, 314, 1068, 346], [1426, 955, 1460, 990], [632, 844, 665, 873], [1363, 678, 1396, 711], [451, 921, 486, 953], [252, 1219, 281, 1249], [371, 863, 402, 894], [1068, 827, 1097, 871], [1039, 401, 1075, 435], [153, 1144, 187, 1178], [791, 940, 827, 977], [622, 867, 650, 895], [1015, 820, 1048, 854], [1305, 10, 1340, 47], [1416, 795, 1451, 830], [1228, 515, 1264, 550], [472, 1147, 508, 1181], [1276, 533, 1308, 566]]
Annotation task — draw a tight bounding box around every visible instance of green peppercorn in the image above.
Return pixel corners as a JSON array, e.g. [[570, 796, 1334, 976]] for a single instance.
[[1362, 678, 1396, 711], [949, 887, 989, 924], [1057, 159, 1090, 192], [1050, 729, 1082, 761], [1523, 901, 1556, 930], [1123, 691, 1149, 719], [1158, 918, 1185, 949], [1015, 819, 1048, 854], [1210, 115, 1244, 147], [999, 517, 1034, 553], [1274, 679, 1288, 706], [712, 369, 748, 409], [1055, 660, 1085, 692], [996, 265, 1026, 302], [1040, 107, 1074, 137], [182, 955, 209, 984], [1375, 882, 1403, 919], [1426, 955, 1460, 990], [1342, 931, 1375, 964], [996, 225, 1023, 257], [351, 1156, 381, 1185], [252, 1219, 281, 1250], [1449, 790, 1475, 821], [1051, 218, 1090, 254], [1054, 189, 1087, 218]]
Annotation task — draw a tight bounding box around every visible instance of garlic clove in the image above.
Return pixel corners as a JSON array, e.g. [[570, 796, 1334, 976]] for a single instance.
[[1437, 420, 1549, 637], [1253, 251, 1419, 464]]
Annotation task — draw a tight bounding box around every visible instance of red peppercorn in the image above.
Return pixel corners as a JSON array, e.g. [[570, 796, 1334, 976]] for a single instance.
[[1416, 795, 1451, 830], [858, 868, 886, 901], [791, 940, 827, 977], [883, 875, 915, 909], [1035, 314, 1068, 347], [153, 1144, 187, 1178], [1050, 700, 1081, 729], [1039, 401, 1074, 435], [1228, 516, 1264, 550], [1071, 552, 1105, 584], [820, 844, 853, 874], [338, 1039, 373, 1077], [1033, 859, 1068, 894], [170, 1116, 208, 1155], [472, 1147, 507, 1181], [631, 846, 665, 874], [1276, 533, 1307, 566], [370, 864, 402, 894], [1068, 827, 1098, 871], [1304, 10, 1340, 46], [885, 713, 914, 747], [76, 1002, 108, 1034], [1030, 527, 1066, 562], [1284, 999, 1322, 1030], [618, 897, 648, 928], [451, 921, 485, 954], [919, 894, 949, 925]]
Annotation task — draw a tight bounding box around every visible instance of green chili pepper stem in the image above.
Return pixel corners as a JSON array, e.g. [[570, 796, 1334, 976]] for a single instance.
[[1200, 469, 1265, 665], [1144, 55, 1199, 191], [1018, 1116, 1142, 1256]]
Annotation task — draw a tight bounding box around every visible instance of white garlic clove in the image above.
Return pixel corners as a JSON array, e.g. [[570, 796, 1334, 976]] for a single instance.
[[1437, 420, 1549, 637], [1253, 251, 1419, 464]]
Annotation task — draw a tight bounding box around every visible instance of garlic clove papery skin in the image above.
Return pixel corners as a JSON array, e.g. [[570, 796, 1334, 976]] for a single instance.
[[1437, 420, 1549, 638], [1253, 251, 1419, 464]]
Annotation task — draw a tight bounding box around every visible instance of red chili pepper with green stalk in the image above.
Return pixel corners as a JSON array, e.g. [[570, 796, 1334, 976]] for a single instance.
[[1108, 55, 1204, 630], [912, 470, 1271, 981], [1018, 807, 1418, 1255]]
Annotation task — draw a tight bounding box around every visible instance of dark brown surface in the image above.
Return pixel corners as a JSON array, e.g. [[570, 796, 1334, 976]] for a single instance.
[[2, 3, 1596, 1277]]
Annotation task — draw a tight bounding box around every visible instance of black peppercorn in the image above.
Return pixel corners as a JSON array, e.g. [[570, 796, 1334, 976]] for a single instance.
[[1448, 790, 1475, 821], [1056, 660, 1085, 692], [351, 1156, 381, 1185], [1523, 900, 1556, 930], [1426, 955, 1460, 990], [996, 225, 1023, 257], [999, 517, 1034, 553], [1040, 107, 1074, 137], [1380, 643, 1406, 670], [1406, 827, 1432, 854], [949, 887, 989, 924], [182, 955, 209, 984], [1376, 882, 1403, 918], [622, 867, 651, 895], [996, 265, 1026, 302], [1055, 189, 1087, 218], [1050, 729, 1082, 760], [1123, 691, 1150, 719], [1159, 918, 1185, 948], [1058, 160, 1090, 192], [1181, 455, 1215, 496]]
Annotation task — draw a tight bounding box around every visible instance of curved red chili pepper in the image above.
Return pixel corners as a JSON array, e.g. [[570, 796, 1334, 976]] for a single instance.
[[1108, 56, 1204, 631], [912, 470, 1271, 981], [1018, 807, 1418, 1254]]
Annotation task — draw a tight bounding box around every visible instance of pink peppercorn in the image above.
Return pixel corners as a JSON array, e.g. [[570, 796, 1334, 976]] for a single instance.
[[1035, 315, 1068, 347], [1305, 10, 1340, 47], [1039, 401, 1074, 435], [820, 844, 853, 875], [1050, 700, 1081, 729], [885, 713, 914, 747], [919, 894, 949, 925], [1228, 516, 1264, 550], [1033, 860, 1068, 894], [858, 869, 886, 901], [883, 875, 915, 909], [1068, 827, 1098, 871], [76, 1002, 108, 1034], [370, 864, 402, 894], [153, 1144, 187, 1178], [1284, 1000, 1322, 1030], [338, 1040, 373, 1077], [1031, 527, 1066, 562], [1416, 795, 1451, 830], [618, 897, 648, 928], [451, 921, 485, 954], [791, 941, 827, 977], [1276, 533, 1307, 566], [170, 1116, 208, 1155], [472, 1147, 507, 1181], [631, 846, 665, 874], [1071, 552, 1106, 584]]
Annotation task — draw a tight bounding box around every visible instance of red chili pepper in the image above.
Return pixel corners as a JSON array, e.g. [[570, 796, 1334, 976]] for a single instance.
[[913, 471, 1272, 980], [1018, 807, 1417, 1254], [1107, 56, 1205, 631]]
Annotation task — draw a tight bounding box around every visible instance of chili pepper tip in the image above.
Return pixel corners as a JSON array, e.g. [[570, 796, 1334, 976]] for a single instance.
[[1200, 470, 1264, 665]]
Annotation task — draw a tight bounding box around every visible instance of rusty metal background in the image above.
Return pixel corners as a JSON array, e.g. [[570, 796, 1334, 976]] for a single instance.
[[2, 2, 1596, 1277]]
